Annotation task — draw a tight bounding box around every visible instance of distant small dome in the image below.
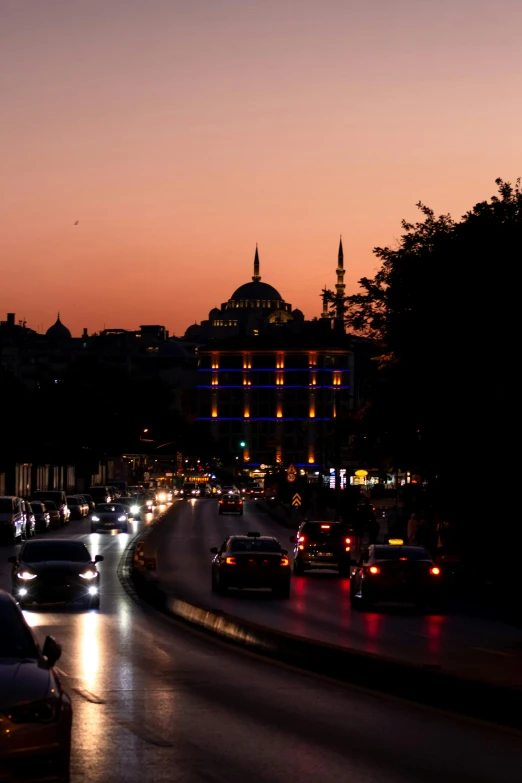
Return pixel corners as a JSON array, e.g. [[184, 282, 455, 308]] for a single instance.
[[231, 281, 282, 302], [46, 314, 71, 340], [292, 308, 304, 320], [209, 308, 221, 319]]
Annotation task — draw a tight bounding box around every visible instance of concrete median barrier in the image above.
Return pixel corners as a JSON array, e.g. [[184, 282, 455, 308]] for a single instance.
[[123, 514, 522, 731]]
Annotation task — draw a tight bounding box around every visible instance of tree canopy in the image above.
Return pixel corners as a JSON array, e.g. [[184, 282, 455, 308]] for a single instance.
[[328, 179, 520, 533]]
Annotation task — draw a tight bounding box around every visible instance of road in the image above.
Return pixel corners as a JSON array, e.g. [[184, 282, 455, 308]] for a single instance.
[[152, 498, 522, 688], [1, 503, 521, 783]]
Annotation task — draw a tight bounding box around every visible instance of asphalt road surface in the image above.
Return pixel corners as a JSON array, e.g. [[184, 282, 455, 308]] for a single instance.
[[152, 498, 522, 688], [1, 503, 521, 783]]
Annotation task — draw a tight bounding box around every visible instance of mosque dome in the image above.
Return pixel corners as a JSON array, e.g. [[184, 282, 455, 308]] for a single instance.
[[45, 314, 72, 340], [230, 281, 282, 302]]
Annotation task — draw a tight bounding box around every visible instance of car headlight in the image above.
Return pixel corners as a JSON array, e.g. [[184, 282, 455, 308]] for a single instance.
[[131, 505, 139, 514], [9, 697, 59, 724], [118, 515, 127, 522], [17, 571, 37, 580], [79, 570, 97, 580], [158, 492, 167, 502], [92, 515, 100, 522]]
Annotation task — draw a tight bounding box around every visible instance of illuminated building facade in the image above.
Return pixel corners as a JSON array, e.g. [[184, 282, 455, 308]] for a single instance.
[[198, 333, 353, 472]]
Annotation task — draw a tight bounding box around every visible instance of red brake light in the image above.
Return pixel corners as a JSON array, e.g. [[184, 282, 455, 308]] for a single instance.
[[280, 557, 289, 566], [320, 524, 331, 529], [430, 567, 441, 576], [298, 535, 305, 542], [369, 566, 380, 575], [219, 500, 224, 504], [399, 557, 407, 561], [225, 556, 237, 565], [345, 537, 351, 544]]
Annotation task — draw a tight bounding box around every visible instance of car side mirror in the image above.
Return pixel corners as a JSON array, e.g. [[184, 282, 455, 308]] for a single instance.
[[42, 636, 61, 666], [289, 536, 296, 544], [94, 555, 104, 563], [8, 555, 18, 564], [210, 547, 218, 554]]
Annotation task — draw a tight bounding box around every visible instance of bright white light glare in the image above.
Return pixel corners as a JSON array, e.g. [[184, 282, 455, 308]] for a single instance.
[[17, 571, 37, 580], [118, 515, 127, 522], [18, 588, 28, 596], [88, 586, 98, 595], [131, 506, 139, 514], [91, 516, 100, 522], [80, 570, 97, 580]]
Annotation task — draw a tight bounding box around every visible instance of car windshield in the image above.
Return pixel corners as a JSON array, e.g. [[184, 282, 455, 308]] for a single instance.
[[96, 504, 124, 513], [373, 546, 432, 561], [0, 600, 39, 659], [31, 502, 43, 511], [224, 495, 240, 501], [45, 501, 57, 510], [231, 539, 281, 553], [0, 499, 13, 512], [302, 524, 345, 541], [67, 498, 78, 505], [21, 541, 92, 563]]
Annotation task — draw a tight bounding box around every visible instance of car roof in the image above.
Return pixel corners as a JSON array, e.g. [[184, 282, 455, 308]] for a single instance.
[[230, 535, 279, 542], [23, 538, 88, 548], [372, 544, 431, 555]]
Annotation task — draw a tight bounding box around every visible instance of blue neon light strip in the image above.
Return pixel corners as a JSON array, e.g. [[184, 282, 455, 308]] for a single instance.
[[198, 368, 350, 373], [198, 385, 351, 389], [199, 417, 329, 421]]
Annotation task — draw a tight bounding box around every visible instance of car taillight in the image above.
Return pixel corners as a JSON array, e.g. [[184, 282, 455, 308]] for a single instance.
[[345, 537, 351, 544], [320, 524, 330, 529], [239, 501, 243, 505], [430, 567, 441, 576], [280, 557, 289, 566], [298, 535, 305, 542], [225, 557, 237, 565], [219, 500, 224, 504], [369, 566, 380, 575]]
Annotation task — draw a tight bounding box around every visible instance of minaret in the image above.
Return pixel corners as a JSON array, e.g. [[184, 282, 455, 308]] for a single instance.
[[252, 244, 261, 282], [321, 286, 330, 319], [335, 236, 345, 325]]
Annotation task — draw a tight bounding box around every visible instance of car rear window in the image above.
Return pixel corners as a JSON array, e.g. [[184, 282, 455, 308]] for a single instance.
[[231, 539, 281, 553], [33, 492, 63, 505], [21, 541, 92, 563], [0, 601, 39, 659], [224, 495, 240, 500], [373, 546, 431, 561], [302, 524, 345, 542]]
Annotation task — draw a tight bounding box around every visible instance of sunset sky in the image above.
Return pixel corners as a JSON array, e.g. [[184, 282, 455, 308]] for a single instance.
[[1, 0, 521, 336]]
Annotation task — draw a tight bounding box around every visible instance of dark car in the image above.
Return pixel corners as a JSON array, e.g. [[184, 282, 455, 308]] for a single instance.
[[82, 493, 95, 511], [87, 486, 111, 504], [291, 520, 353, 577], [9, 539, 103, 609], [218, 494, 244, 515], [349, 543, 442, 610], [28, 500, 50, 533], [0, 591, 72, 782], [210, 532, 291, 597], [31, 491, 70, 527], [43, 500, 62, 530], [66, 496, 87, 520], [90, 503, 129, 533]]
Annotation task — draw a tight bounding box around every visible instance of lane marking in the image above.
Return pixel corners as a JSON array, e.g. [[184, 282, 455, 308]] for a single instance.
[[72, 687, 106, 704], [116, 719, 174, 747]]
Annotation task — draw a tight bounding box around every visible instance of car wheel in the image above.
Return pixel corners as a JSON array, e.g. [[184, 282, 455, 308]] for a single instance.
[[211, 573, 219, 593], [293, 560, 305, 576], [239, 511, 243, 516], [218, 510, 223, 515]]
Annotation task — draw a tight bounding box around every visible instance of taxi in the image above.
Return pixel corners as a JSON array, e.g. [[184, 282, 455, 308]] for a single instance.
[[350, 540, 442, 610], [218, 494, 243, 516]]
